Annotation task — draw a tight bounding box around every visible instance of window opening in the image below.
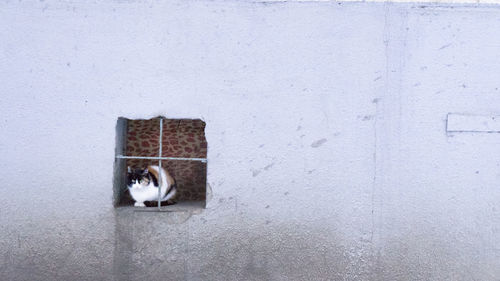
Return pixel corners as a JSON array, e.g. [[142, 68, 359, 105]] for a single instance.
[[113, 117, 207, 211]]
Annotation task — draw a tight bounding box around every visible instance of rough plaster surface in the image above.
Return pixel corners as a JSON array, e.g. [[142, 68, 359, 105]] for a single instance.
[[1, 1, 499, 280]]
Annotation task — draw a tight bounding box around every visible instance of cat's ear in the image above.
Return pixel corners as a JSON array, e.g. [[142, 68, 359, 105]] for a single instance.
[[127, 166, 131, 173]]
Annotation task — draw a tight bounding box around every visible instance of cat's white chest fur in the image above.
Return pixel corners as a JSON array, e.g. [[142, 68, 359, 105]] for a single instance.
[[129, 184, 159, 207]]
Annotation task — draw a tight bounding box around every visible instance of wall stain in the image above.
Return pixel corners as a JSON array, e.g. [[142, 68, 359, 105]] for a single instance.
[[438, 43, 452, 50], [263, 163, 274, 171], [252, 170, 261, 177], [311, 138, 327, 148], [361, 115, 374, 121]]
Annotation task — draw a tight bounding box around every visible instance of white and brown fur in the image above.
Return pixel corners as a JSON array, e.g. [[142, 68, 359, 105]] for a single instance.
[[127, 165, 177, 207]]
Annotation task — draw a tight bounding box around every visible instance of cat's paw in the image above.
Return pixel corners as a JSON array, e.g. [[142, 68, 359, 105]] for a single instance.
[[134, 202, 146, 207]]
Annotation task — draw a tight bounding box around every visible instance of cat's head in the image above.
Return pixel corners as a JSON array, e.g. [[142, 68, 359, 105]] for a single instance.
[[127, 166, 152, 189]]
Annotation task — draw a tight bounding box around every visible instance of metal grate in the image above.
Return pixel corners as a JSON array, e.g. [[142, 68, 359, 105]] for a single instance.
[[115, 117, 207, 210]]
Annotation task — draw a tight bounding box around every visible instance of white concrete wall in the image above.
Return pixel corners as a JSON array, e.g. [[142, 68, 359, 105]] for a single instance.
[[0, 1, 499, 280]]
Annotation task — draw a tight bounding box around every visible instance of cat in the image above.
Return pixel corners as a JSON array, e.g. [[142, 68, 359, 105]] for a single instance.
[[127, 165, 177, 207]]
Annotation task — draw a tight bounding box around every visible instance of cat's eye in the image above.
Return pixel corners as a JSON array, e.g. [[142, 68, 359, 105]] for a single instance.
[[113, 117, 207, 211]]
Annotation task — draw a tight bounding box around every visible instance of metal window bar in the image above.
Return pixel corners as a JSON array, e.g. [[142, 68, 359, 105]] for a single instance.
[[116, 117, 207, 209], [157, 118, 163, 209], [116, 156, 207, 163]]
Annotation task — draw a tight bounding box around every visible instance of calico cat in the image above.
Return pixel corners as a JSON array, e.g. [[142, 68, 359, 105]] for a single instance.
[[127, 165, 177, 207]]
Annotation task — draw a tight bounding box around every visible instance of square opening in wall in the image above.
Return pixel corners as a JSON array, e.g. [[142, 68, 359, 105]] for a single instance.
[[113, 117, 207, 210]]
